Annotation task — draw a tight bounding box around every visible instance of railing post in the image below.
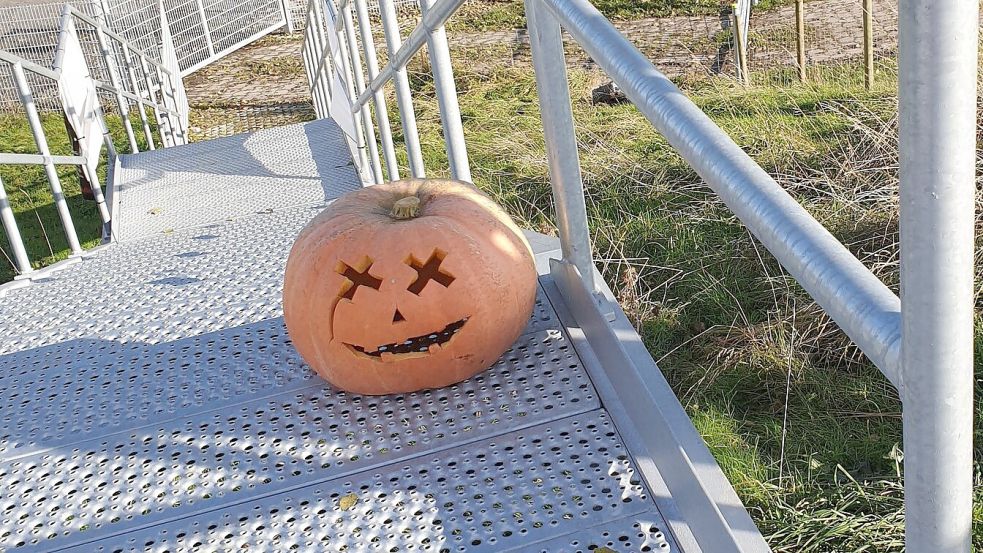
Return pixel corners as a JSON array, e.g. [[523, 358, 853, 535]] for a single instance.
[[121, 45, 156, 150], [140, 56, 173, 147], [280, 0, 295, 34], [194, 0, 216, 57], [898, 0, 977, 550], [330, 1, 373, 183], [795, 0, 805, 82], [93, 17, 139, 152], [525, 0, 594, 292], [419, 0, 470, 182], [341, 1, 384, 183], [378, 0, 425, 178], [732, 2, 750, 85], [353, 0, 400, 181], [309, 1, 334, 118], [0, 174, 32, 275], [12, 62, 83, 255], [155, 65, 183, 144]]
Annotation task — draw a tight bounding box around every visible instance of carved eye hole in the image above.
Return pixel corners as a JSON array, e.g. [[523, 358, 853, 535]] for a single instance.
[[337, 258, 382, 300], [406, 249, 455, 295]]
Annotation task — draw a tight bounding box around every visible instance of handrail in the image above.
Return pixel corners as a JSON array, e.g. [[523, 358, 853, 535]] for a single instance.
[[0, 50, 59, 79], [341, 0, 903, 385], [542, 0, 904, 384]]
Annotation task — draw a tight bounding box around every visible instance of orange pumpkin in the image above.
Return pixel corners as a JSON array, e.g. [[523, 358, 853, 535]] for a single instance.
[[283, 179, 538, 395]]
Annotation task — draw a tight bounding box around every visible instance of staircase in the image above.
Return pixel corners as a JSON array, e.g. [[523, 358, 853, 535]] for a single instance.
[[0, 117, 688, 552]]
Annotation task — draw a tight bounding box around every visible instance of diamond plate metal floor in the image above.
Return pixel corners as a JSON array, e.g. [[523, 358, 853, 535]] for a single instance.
[[0, 119, 683, 552]]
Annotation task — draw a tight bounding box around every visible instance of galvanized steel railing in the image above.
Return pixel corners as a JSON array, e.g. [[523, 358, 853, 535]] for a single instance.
[[0, 0, 292, 90], [0, 4, 187, 278], [69, 6, 188, 150], [305, 0, 976, 550]]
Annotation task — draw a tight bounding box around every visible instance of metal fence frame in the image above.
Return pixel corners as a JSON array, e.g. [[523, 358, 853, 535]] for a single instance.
[[99, 0, 289, 75], [0, 0, 291, 84], [0, 4, 186, 277], [303, 0, 977, 550]]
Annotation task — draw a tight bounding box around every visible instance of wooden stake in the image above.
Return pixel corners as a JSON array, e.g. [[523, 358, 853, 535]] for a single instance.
[[863, 0, 873, 89], [795, 0, 806, 81], [732, 4, 750, 85]]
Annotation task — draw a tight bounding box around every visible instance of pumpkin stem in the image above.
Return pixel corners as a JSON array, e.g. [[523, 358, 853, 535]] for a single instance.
[[390, 196, 421, 220]]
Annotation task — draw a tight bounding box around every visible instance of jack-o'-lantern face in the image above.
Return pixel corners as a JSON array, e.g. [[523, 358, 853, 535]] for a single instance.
[[332, 249, 467, 360], [283, 179, 538, 396]]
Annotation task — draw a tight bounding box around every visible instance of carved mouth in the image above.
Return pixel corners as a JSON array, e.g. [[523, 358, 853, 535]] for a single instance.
[[345, 318, 468, 359]]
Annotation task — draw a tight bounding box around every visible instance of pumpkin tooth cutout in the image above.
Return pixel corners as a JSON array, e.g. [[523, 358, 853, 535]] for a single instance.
[[283, 178, 538, 395], [346, 317, 468, 359]]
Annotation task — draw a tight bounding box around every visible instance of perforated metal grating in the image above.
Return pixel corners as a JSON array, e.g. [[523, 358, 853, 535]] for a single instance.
[[534, 514, 674, 552], [1, 205, 320, 357], [0, 120, 682, 552], [113, 118, 361, 241], [0, 261, 558, 464], [0, 327, 598, 551], [53, 411, 672, 553]]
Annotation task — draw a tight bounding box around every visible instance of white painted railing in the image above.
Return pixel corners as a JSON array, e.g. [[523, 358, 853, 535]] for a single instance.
[[0, 4, 187, 277], [303, 0, 977, 551]]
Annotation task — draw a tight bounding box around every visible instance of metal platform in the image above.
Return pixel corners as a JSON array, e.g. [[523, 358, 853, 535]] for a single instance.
[[0, 118, 726, 553]]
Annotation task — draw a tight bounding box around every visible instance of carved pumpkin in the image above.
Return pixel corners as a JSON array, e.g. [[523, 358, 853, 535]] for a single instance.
[[283, 179, 538, 395]]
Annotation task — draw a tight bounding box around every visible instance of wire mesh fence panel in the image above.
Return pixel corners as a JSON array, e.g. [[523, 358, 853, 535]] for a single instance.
[[166, 0, 211, 69], [745, 0, 900, 79], [0, 1, 104, 112], [288, 0, 420, 32], [96, 0, 289, 74], [0, 1, 101, 64], [0, 60, 17, 111]]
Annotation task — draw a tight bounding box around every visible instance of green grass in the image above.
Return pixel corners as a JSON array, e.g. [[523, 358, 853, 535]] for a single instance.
[[393, 53, 983, 550], [0, 110, 154, 282], [448, 0, 794, 32]]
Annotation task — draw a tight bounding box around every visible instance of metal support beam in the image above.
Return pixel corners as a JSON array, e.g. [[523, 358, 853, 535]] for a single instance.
[[525, 0, 595, 293], [419, 0, 471, 182], [898, 0, 977, 550]]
